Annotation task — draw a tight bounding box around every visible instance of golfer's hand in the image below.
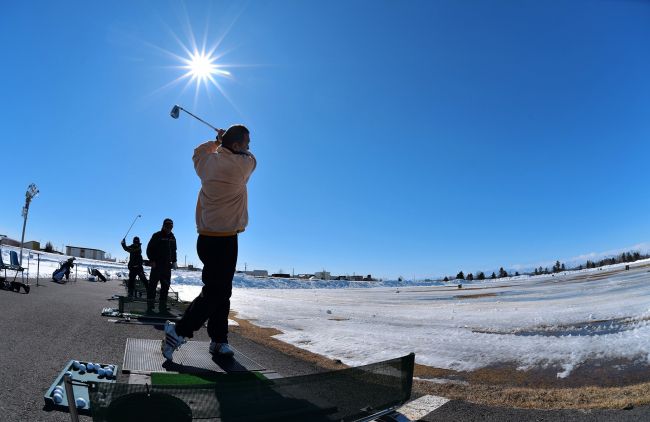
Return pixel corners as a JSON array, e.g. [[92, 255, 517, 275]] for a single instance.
[[215, 128, 225, 146], [121, 238, 126, 245]]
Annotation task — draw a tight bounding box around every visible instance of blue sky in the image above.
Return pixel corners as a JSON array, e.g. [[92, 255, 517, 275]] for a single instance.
[[1, 1, 649, 279]]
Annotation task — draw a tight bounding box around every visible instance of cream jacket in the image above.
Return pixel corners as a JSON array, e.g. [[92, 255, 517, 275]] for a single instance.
[[193, 141, 257, 236]]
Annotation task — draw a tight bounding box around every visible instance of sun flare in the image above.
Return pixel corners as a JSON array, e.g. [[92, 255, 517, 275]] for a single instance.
[[181, 49, 231, 85]]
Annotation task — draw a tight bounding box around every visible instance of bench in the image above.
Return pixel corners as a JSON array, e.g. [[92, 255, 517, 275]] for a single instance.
[[0, 249, 25, 282]]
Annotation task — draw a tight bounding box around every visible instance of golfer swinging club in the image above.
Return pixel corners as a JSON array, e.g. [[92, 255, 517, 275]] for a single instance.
[[162, 124, 256, 360]]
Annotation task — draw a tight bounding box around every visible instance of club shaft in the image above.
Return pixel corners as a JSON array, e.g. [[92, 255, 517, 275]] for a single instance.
[[180, 107, 217, 131], [124, 215, 140, 239]]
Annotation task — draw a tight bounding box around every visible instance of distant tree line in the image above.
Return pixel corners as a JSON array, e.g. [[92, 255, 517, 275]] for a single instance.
[[584, 251, 646, 269], [442, 250, 649, 282]]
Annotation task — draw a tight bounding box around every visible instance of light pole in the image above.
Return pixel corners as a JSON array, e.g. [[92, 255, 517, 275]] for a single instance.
[[19, 183, 39, 266]]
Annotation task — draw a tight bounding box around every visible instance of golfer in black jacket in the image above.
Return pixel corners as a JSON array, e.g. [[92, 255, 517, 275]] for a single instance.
[[146, 218, 177, 312], [121, 236, 148, 297]]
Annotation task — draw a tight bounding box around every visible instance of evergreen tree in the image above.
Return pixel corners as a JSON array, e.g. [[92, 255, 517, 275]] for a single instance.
[[477, 272, 485, 280], [553, 260, 561, 272], [515, 271, 520, 276], [560, 263, 565, 271], [443, 276, 449, 282], [498, 267, 508, 278], [490, 272, 497, 279], [44, 241, 54, 252], [466, 273, 474, 281], [456, 271, 465, 280]]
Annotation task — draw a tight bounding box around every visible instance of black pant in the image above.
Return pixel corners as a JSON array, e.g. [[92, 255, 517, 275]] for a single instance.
[[147, 264, 172, 310], [127, 266, 148, 296], [176, 235, 237, 343]]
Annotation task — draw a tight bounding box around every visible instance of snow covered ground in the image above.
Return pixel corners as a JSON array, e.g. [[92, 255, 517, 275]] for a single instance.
[[5, 245, 650, 378], [177, 262, 650, 379]]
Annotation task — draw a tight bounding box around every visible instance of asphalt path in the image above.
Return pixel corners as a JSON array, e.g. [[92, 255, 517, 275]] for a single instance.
[[1, 276, 648, 421]]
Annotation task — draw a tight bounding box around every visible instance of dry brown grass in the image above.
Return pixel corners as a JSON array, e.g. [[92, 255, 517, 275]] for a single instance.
[[413, 379, 650, 410], [454, 292, 498, 299]]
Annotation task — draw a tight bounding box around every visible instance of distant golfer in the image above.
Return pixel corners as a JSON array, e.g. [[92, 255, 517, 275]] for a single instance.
[[121, 236, 148, 297], [162, 124, 256, 361], [146, 219, 177, 313]]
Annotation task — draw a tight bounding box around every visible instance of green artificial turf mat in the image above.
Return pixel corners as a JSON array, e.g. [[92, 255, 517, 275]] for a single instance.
[[151, 371, 267, 386]]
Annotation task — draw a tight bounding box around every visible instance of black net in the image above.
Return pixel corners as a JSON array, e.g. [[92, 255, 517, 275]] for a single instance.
[[89, 353, 414, 422], [118, 296, 187, 318]]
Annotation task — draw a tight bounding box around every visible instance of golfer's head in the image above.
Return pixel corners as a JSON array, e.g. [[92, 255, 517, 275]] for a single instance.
[[162, 218, 173, 233], [222, 124, 250, 151], [133, 236, 140, 244]]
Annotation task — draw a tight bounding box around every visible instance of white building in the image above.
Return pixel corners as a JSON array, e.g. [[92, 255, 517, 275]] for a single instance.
[[66, 246, 106, 261]]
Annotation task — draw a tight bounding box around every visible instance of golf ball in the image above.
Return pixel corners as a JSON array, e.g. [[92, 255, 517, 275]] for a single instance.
[[97, 368, 105, 377], [53, 393, 63, 404], [75, 397, 87, 408], [53, 387, 63, 395], [64, 371, 72, 377], [72, 361, 80, 370], [87, 363, 94, 371], [78, 364, 86, 374], [104, 368, 113, 377]]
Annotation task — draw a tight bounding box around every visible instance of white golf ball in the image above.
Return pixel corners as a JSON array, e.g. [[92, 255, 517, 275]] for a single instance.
[[97, 368, 105, 377], [72, 361, 80, 370], [78, 364, 86, 374], [64, 371, 72, 377], [53, 387, 63, 395], [75, 397, 87, 408], [53, 393, 63, 404], [87, 363, 94, 371], [104, 368, 113, 377]]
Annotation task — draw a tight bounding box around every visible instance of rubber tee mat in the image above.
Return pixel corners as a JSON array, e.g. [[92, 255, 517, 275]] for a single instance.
[[122, 338, 265, 374]]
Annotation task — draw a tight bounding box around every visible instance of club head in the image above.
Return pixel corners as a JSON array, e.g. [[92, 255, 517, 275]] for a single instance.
[[170, 105, 181, 119]]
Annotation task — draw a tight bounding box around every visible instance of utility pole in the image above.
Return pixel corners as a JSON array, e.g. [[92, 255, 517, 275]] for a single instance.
[[19, 184, 39, 266]]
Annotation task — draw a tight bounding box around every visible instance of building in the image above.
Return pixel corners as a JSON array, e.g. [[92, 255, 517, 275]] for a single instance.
[[239, 269, 269, 277], [314, 271, 331, 280], [0, 236, 20, 247], [66, 246, 106, 261], [23, 241, 40, 250]]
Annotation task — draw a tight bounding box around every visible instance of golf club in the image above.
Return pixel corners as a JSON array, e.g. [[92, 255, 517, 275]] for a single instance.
[[170, 105, 218, 132], [123, 214, 142, 240]]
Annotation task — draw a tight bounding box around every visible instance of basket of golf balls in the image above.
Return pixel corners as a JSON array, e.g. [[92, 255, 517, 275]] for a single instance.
[[44, 359, 119, 411]]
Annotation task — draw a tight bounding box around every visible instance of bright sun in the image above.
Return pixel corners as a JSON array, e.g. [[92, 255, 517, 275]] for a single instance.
[[181, 49, 231, 85], [187, 51, 216, 81]]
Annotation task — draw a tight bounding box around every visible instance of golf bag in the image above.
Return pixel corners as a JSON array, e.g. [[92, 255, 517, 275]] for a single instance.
[[52, 258, 75, 283], [1, 279, 30, 294], [91, 268, 107, 282], [52, 267, 66, 283]]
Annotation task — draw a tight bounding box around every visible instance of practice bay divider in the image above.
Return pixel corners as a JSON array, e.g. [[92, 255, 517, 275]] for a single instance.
[[88, 353, 415, 422]]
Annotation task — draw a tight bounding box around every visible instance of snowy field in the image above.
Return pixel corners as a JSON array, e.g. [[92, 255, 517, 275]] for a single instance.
[[177, 263, 650, 379], [4, 245, 650, 378]]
